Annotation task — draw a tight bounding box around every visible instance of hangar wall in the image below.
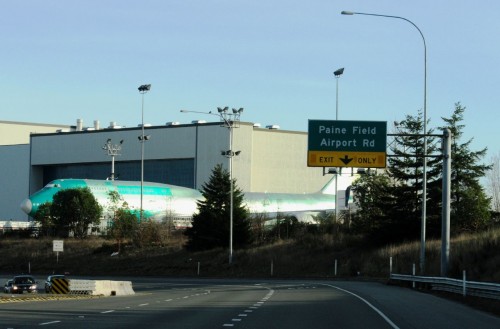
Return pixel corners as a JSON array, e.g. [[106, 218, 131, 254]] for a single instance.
[[0, 144, 30, 221], [1, 120, 333, 221], [250, 128, 329, 193], [0, 121, 75, 222]]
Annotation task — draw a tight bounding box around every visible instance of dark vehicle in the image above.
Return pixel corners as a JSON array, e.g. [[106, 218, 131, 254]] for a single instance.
[[44, 275, 65, 293], [11, 275, 38, 294], [3, 279, 14, 293]]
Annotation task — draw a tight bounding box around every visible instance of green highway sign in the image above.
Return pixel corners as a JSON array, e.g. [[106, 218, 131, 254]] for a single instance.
[[308, 120, 387, 168]]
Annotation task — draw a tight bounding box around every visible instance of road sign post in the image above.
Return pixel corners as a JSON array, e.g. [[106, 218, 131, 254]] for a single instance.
[[307, 120, 387, 168], [53, 240, 64, 264]]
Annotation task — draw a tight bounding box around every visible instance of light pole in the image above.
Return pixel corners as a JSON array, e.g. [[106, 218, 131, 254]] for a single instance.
[[138, 84, 151, 221], [102, 138, 123, 180], [341, 10, 428, 273], [180, 107, 243, 264], [333, 67, 344, 220]]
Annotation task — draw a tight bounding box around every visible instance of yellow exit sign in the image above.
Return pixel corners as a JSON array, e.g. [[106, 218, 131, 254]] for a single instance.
[[308, 151, 386, 168]]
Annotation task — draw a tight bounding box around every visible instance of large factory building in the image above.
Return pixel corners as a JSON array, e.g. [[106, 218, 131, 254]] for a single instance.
[[1, 118, 334, 223]]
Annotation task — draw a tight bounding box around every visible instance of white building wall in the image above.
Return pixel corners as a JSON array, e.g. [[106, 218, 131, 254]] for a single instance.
[[250, 128, 330, 193], [0, 121, 72, 145]]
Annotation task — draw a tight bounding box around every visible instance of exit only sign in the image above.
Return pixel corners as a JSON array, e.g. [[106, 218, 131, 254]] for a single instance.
[[307, 120, 387, 168]]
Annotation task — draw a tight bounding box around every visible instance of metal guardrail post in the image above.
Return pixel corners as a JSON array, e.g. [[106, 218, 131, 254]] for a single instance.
[[463, 270, 467, 297]]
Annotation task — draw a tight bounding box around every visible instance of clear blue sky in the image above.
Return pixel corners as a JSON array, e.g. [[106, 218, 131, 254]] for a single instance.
[[2, 1, 499, 164]]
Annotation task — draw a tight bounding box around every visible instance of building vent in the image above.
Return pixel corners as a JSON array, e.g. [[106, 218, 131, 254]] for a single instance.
[[266, 124, 280, 130], [166, 121, 180, 126], [253, 123, 261, 128], [108, 121, 122, 129], [76, 119, 83, 131], [191, 120, 207, 124]]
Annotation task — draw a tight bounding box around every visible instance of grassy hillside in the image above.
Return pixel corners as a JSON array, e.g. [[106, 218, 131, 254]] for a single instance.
[[1, 228, 499, 283]]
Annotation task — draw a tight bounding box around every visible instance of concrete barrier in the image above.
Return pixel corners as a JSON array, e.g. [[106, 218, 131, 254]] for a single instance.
[[94, 280, 135, 296], [69, 279, 134, 296]]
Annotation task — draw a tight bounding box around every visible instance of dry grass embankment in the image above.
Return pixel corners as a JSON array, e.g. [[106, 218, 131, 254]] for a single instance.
[[0, 228, 499, 283]]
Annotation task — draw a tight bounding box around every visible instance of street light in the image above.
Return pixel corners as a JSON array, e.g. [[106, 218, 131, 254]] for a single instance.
[[102, 138, 123, 180], [138, 84, 151, 221], [342, 10, 428, 273], [180, 107, 243, 264], [333, 67, 344, 221]]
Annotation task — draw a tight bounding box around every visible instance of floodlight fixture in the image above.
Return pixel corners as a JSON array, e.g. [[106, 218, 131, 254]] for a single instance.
[[334, 68, 344, 77], [138, 84, 151, 92]]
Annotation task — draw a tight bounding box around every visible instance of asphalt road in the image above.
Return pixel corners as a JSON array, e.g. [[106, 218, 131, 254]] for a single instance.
[[1, 277, 499, 328]]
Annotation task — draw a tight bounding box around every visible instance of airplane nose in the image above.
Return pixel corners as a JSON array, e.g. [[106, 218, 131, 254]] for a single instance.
[[20, 198, 32, 215]]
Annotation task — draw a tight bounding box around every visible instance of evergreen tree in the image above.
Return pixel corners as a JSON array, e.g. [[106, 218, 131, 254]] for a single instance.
[[439, 103, 492, 232], [387, 111, 441, 240], [349, 103, 492, 242], [184, 164, 252, 251]]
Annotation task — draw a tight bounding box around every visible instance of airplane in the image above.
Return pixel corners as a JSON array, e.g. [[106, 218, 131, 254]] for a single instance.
[[20, 177, 352, 228]]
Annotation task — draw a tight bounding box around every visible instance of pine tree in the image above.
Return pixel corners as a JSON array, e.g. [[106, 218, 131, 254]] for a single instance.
[[184, 164, 252, 251], [439, 103, 492, 232], [387, 110, 441, 240]]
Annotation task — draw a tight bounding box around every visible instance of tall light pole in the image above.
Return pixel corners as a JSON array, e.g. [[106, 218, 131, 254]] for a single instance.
[[102, 138, 123, 181], [341, 10, 428, 273], [180, 107, 243, 264], [334, 67, 344, 220], [138, 84, 151, 221]]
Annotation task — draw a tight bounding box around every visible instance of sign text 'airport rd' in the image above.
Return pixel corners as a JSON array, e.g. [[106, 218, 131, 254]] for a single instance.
[[307, 120, 387, 168]]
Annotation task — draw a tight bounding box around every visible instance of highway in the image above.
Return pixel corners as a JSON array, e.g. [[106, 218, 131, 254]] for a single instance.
[[1, 278, 499, 328]]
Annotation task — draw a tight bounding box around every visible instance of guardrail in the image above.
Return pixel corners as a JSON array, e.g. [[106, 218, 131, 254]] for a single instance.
[[390, 273, 500, 300]]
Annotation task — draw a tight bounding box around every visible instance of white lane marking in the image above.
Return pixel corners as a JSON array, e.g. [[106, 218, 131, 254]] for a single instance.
[[322, 284, 400, 329], [238, 314, 248, 317], [232, 319, 242, 322], [101, 310, 115, 314], [244, 309, 253, 313], [222, 324, 234, 327], [139, 303, 149, 307], [40, 321, 61, 326], [165, 299, 173, 302]]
